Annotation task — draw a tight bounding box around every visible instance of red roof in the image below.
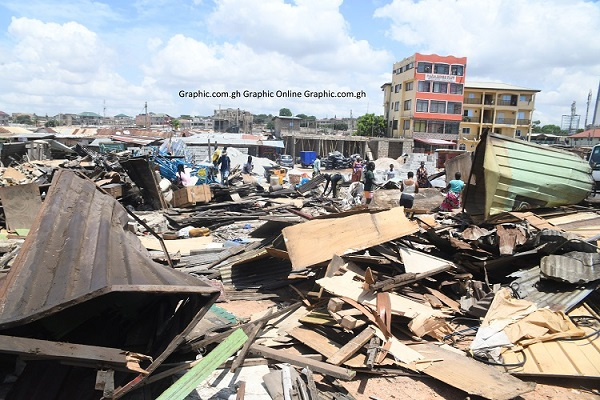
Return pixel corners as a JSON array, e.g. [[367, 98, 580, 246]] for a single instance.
[[570, 128, 600, 138]]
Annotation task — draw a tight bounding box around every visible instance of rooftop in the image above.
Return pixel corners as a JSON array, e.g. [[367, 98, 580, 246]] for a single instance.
[[569, 127, 600, 138]]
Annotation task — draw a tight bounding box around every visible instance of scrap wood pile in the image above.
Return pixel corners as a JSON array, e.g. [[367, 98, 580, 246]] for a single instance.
[[0, 134, 597, 398]]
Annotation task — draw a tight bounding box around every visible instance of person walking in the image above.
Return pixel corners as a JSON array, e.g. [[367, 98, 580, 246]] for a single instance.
[[217, 149, 231, 186], [313, 155, 322, 177], [351, 157, 363, 182], [363, 161, 376, 205], [386, 164, 396, 180], [440, 172, 465, 211], [400, 171, 419, 209], [416, 161, 429, 188]]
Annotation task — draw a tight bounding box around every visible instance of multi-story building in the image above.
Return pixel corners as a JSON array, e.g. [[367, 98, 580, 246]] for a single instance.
[[0, 111, 9, 125], [460, 82, 540, 151], [135, 112, 173, 127], [383, 53, 467, 142]]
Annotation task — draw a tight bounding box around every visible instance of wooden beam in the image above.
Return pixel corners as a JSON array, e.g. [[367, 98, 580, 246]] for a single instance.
[[327, 327, 375, 366], [0, 334, 150, 373], [249, 344, 356, 380]]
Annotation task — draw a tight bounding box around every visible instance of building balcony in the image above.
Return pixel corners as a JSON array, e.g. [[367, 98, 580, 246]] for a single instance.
[[517, 119, 531, 125], [496, 118, 516, 125], [497, 99, 518, 106], [464, 98, 482, 105], [482, 119, 493, 124]]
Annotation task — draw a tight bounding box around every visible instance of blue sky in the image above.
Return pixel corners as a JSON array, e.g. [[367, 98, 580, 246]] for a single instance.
[[0, 0, 599, 126]]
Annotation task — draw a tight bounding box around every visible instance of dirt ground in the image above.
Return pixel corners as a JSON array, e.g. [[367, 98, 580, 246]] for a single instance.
[[219, 300, 600, 400]]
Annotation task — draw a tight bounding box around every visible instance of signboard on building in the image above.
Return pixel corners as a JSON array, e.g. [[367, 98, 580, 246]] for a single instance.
[[424, 74, 457, 83]]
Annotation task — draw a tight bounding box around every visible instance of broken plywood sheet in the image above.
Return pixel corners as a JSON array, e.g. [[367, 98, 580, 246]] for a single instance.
[[283, 208, 418, 270], [139, 235, 216, 255], [0, 183, 42, 230], [316, 269, 445, 320], [398, 246, 455, 274], [410, 342, 535, 400]]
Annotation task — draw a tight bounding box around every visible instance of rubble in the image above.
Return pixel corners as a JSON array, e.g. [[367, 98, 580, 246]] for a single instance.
[[0, 133, 597, 400]]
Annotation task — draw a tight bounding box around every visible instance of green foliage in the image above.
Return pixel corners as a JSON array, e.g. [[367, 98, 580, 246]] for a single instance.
[[171, 119, 181, 130], [266, 121, 275, 130], [333, 122, 348, 131], [45, 119, 59, 127], [355, 113, 386, 136], [15, 115, 33, 125], [279, 108, 292, 117], [540, 124, 562, 134], [253, 113, 272, 124], [295, 113, 308, 119]]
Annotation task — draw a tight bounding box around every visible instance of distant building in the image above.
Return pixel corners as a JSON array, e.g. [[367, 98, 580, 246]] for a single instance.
[[273, 116, 301, 138], [113, 113, 134, 126], [79, 112, 103, 126], [135, 112, 173, 127], [213, 108, 252, 133], [568, 127, 600, 147], [190, 117, 213, 130], [0, 111, 9, 126], [460, 82, 540, 151]]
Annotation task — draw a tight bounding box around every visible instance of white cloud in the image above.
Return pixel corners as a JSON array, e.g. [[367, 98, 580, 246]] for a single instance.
[[374, 0, 600, 125], [0, 17, 162, 115]]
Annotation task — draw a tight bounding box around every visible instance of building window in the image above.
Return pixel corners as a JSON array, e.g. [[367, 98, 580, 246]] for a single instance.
[[518, 111, 525, 119], [502, 94, 511, 101], [516, 129, 522, 137], [445, 122, 459, 134], [414, 120, 426, 132], [520, 95, 527, 102], [434, 63, 450, 74], [393, 120, 398, 129], [394, 84, 401, 93], [416, 99, 429, 112], [405, 82, 414, 91], [459, 143, 466, 150], [463, 109, 474, 117], [451, 65, 464, 76], [433, 82, 448, 93], [417, 62, 432, 73], [394, 101, 399, 111], [430, 101, 446, 113], [430, 121, 444, 133], [404, 99, 412, 111], [468, 92, 475, 98], [403, 120, 410, 130], [449, 83, 463, 94], [462, 127, 471, 134], [407, 62, 414, 70], [447, 102, 462, 114], [418, 81, 431, 92]]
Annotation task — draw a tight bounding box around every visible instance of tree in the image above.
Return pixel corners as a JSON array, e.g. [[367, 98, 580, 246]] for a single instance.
[[333, 122, 348, 131], [171, 119, 180, 130], [279, 108, 292, 117], [45, 120, 59, 127], [295, 113, 308, 119], [355, 113, 386, 137], [540, 124, 562, 134], [15, 115, 32, 125], [253, 113, 271, 124]]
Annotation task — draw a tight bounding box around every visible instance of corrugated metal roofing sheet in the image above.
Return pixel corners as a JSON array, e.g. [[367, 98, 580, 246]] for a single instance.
[[0, 169, 217, 329], [464, 132, 593, 222]]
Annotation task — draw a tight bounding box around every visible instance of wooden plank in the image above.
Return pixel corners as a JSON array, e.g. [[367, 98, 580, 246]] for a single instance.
[[410, 343, 535, 400], [0, 334, 150, 373], [282, 208, 418, 270], [425, 287, 460, 312], [327, 327, 375, 366], [230, 312, 271, 372], [0, 183, 42, 230], [157, 328, 248, 400], [249, 344, 356, 380]]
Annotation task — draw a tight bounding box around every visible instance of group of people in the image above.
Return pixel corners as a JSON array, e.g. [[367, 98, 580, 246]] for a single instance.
[[397, 160, 465, 211]]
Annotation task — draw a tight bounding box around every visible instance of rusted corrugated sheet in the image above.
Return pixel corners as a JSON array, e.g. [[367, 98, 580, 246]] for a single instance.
[[541, 252, 600, 284], [508, 267, 595, 312], [464, 132, 593, 222], [0, 169, 217, 329]]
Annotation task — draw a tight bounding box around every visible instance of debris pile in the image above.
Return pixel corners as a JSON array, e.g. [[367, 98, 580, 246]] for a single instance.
[[0, 132, 596, 399]]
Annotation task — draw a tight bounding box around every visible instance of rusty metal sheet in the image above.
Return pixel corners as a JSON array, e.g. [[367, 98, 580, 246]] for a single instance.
[[541, 252, 600, 284], [0, 169, 218, 329]]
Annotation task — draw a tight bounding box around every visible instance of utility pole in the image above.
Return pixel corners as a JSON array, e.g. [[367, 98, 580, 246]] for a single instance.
[[585, 90, 592, 129], [145, 102, 149, 128]]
